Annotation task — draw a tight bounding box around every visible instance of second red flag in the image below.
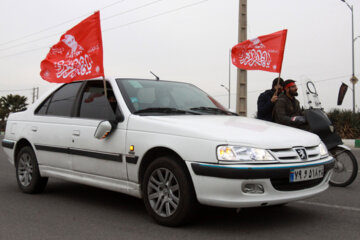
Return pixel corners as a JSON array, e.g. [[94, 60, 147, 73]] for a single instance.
[[231, 29, 287, 73]]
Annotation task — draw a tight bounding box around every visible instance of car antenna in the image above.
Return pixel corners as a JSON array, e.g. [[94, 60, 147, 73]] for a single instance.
[[150, 71, 160, 80]]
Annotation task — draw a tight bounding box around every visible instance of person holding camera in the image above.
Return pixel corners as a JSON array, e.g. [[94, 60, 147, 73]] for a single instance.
[[257, 77, 284, 122]]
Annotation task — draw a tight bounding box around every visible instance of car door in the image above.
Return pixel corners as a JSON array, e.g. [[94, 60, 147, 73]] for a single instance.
[[32, 82, 83, 170], [69, 80, 127, 180]]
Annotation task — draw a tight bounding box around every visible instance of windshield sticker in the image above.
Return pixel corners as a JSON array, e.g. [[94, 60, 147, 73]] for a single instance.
[[130, 97, 139, 103], [129, 81, 143, 88]]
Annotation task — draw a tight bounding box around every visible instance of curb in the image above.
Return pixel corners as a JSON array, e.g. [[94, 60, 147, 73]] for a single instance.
[[342, 139, 360, 148]]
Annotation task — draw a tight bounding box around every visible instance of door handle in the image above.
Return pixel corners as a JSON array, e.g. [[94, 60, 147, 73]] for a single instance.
[[72, 130, 80, 136], [31, 126, 38, 132]]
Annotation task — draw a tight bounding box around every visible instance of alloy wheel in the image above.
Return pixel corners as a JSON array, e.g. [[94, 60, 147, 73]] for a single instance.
[[17, 153, 33, 187], [147, 168, 180, 217]]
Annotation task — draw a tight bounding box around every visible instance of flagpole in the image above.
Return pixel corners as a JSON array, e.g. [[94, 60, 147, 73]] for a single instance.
[[228, 48, 231, 109], [276, 29, 287, 95], [277, 72, 281, 87], [277, 29, 287, 89], [274, 72, 281, 96], [103, 76, 107, 98]]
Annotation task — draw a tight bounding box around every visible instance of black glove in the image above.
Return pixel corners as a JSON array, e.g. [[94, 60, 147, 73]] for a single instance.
[[291, 116, 307, 125]]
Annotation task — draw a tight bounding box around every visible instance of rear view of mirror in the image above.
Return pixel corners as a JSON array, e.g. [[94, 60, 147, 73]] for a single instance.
[[94, 121, 112, 139]]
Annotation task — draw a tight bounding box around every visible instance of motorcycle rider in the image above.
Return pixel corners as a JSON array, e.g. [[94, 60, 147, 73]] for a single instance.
[[273, 79, 307, 129]]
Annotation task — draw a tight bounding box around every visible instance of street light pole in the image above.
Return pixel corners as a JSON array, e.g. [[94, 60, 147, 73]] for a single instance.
[[340, 0, 356, 113], [351, 3, 355, 113]]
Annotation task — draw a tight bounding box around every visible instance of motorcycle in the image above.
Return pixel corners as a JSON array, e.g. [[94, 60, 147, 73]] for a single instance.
[[304, 81, 358, 187]]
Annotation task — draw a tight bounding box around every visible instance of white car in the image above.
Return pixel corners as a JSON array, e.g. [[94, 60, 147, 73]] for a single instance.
[[2, 78, 334, 226]]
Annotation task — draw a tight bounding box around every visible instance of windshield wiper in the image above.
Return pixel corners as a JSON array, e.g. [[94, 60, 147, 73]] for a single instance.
[[133, 107, 201, 115], [190, 107, 238, 115]]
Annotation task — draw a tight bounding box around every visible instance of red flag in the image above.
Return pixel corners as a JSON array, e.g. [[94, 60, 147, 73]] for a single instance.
[[231, 29, 287, 73], [40, 11, 104, 83]]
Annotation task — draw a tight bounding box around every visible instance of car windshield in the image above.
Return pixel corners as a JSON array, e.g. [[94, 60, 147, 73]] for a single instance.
[[116, 79, 234, 116]]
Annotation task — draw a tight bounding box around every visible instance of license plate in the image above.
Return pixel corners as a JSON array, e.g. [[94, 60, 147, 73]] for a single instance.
[[290, 165, 324, 182]]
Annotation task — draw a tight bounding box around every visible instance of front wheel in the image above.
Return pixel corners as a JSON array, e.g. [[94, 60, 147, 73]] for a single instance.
[[142, 156, 196, 227], [329, 147, 358, 187]]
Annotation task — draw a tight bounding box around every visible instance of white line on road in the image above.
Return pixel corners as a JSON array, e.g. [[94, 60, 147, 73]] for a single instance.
[[297, 201, 360, 212]]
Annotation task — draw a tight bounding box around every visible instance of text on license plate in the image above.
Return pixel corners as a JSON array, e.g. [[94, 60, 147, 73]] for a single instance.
[[290, 165, 324, 182]]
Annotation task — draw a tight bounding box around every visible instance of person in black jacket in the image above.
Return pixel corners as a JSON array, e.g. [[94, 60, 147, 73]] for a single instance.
[[273, 79, 307, 129], [257, 77, 284, 121]]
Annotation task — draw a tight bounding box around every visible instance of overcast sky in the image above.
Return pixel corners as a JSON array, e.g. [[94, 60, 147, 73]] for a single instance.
[[0, 0, 359, 117]]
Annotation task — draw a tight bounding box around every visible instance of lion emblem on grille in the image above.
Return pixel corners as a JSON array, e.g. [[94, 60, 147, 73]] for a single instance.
[[295, 148, 307, 160]]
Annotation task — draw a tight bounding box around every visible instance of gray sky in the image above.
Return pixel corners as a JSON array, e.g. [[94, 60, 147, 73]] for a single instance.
[[0, 0, 359, 117]]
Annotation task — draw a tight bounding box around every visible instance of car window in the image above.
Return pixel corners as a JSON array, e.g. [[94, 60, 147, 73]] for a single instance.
[[35, 96, 51, 115], [37, 82, 82, 117], [78, 81, 118, 120]]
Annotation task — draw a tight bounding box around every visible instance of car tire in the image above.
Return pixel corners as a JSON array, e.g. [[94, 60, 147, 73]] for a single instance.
[[15, 146, 48, 193], [329, 147, 358, 187], [142, 156, 196, 227]]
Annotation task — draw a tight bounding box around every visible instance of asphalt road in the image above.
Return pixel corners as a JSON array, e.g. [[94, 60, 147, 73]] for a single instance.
[[0, 143, 359, 240]]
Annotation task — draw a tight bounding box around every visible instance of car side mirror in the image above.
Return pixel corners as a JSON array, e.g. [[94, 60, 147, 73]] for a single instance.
[[94, 121, 112, 139]]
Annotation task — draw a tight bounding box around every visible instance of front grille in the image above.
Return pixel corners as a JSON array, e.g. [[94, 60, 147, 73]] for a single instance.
[[271, 178, 324, 191], [269, 145, 321, 163]]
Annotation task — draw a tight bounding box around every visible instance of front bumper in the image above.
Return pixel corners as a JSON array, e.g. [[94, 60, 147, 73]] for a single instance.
[[187, 157, 334, 208]]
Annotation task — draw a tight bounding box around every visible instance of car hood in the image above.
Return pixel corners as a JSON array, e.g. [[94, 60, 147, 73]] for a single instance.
[[127, 115, 320, 149]]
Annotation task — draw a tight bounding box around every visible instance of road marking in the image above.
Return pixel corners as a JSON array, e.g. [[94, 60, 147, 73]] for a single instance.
[[298, 201, 360, 212]]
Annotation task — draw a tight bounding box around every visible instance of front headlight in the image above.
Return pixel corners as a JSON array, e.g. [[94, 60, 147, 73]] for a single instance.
[[217, 146, 275, 162], [319, 142, 329, 157]]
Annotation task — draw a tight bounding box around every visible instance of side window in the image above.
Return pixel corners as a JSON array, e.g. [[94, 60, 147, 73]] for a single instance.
[[78, 81, 118, 120], [35, 97, 51, 115], [45, 82, 83, 117]]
